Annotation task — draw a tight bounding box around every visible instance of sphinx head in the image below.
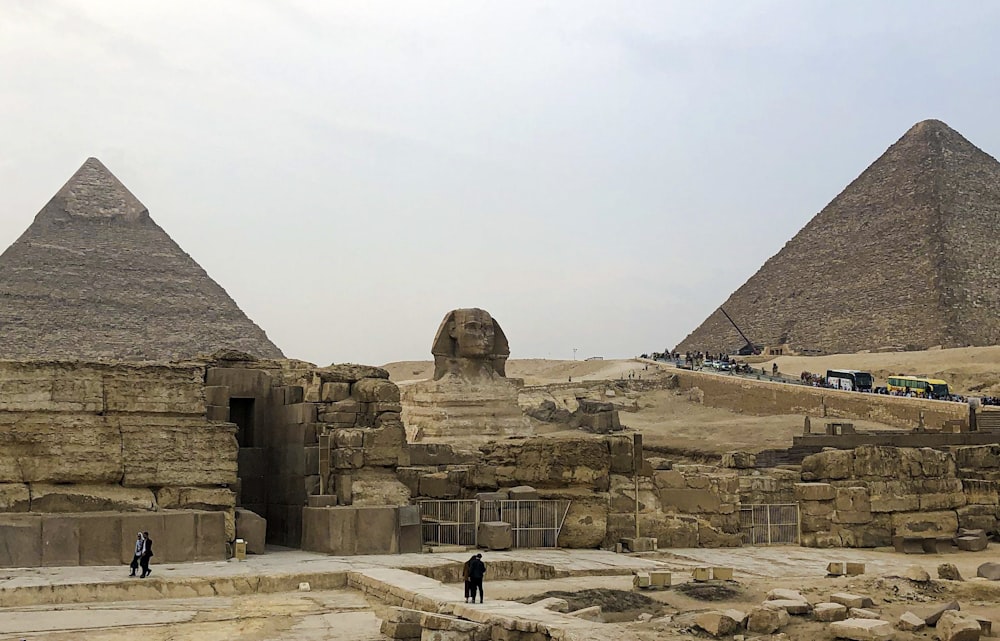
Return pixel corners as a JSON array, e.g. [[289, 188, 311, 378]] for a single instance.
[[431, 308, 509, 380]]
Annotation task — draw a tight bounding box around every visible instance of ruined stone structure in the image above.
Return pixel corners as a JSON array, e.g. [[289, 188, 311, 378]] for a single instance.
[[0, 360, 234, 567], [401, 308, 532, 441], [677, 120, 1000, 355], [0, 158, 283, 361]]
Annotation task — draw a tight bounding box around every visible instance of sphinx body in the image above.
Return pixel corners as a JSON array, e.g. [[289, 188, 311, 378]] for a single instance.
[[401, 308, 532, 442]]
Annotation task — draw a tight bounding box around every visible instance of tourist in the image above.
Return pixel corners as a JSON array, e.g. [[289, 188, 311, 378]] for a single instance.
[[139, 531, 154, 578], [129, 532, 143, 577], [461, 554, 476, 602], [469, 553, 487, 603]]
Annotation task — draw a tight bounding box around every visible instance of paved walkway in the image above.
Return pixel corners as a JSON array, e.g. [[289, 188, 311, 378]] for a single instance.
[[0, 548, 662, 607]]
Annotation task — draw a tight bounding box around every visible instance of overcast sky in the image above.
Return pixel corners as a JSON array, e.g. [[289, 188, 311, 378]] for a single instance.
[[2, 1, 998, 365]]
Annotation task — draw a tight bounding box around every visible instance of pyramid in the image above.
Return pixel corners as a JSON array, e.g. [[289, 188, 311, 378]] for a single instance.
[[0, 158, 285, 361], [676, 120, 1000, 356]]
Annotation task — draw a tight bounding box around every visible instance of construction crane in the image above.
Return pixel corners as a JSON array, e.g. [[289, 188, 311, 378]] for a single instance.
[[719, 308, 761, 356]]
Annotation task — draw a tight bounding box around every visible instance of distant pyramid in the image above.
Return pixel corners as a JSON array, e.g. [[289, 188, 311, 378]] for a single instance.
[[677, 120, 1000, 355], [0, 158, 284, 361]]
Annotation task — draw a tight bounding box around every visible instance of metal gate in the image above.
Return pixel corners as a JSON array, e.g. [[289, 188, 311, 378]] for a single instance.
[[419, 499, 571, 548], [419, 500, 478, 546], [740, 503, 800, 545], [480, 500, 571, 548]]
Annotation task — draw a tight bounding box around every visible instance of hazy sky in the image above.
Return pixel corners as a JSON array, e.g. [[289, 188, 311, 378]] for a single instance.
[[2, 1, 999, 365]]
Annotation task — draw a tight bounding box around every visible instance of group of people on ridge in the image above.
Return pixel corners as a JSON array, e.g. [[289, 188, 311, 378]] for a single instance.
[[460, 553, 487, 603], [129, 531, 154, 578]]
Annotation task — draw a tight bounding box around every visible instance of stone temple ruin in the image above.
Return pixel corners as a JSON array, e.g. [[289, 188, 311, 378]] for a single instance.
[[2, 156, 1000, 587]]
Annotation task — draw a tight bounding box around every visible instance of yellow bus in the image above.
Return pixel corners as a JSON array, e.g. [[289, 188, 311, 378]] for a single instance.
[[886, 375, 950, 399]]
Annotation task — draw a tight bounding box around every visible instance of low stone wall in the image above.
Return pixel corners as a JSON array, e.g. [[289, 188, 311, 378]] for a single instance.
[[673, 369, 967, 429], [0, 510, 226, 568]]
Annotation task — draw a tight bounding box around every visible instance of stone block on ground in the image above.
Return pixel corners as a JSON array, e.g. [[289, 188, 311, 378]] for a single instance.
[[923, 601, 961, 627], [235, 508, 266, 554], [477, 521, 512, 551], [938, 563, 964, 581], [831, 593, 873, 609], [978, 562, 1000, 581], [746, 606, 789, 634], [957, 535, 988, 552], [568, 605, 602, 622], [764, 599, 812, 615], [695, 610, 743, 637], [766, 588, 807, 602], [897, 611, 925, 631], [829, 618, 894, 641], [380, 620, 422, 640], [849, 608, 882, 620], [533, 597, 569, 613], [904, 565, 931, 582], [814, 602, 848, 622], [621, 536, 657, 553], [937, 610, 982, 641]]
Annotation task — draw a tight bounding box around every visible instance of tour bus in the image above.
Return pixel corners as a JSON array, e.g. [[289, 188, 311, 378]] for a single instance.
[[825, 369, 874, 392], [886, 375, 950, 399]]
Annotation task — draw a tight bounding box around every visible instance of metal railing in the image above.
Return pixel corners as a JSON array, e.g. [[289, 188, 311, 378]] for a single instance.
[[419, 499, 571, 548], [740, 503, 800, 545]]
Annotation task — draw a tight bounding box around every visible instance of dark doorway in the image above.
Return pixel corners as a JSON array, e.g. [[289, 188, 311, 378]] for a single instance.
[[229, 398, 256, 447]]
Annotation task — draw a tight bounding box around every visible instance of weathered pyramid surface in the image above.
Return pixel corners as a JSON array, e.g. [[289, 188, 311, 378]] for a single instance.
[[0, 158, 284, 361], [677, 120, 1000, 355]]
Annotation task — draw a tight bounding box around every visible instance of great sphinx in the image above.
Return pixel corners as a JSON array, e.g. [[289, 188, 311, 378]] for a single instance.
[[431, 308, 510, 381]]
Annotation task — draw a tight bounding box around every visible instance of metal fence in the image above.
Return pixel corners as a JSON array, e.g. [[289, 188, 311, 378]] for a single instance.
[[739, 503, 800, 545], [419, 499, 478, 546], [419, 499, 571, 548]]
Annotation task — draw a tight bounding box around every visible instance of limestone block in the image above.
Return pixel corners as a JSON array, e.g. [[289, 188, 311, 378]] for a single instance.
[[834, 486, 870, 511], [903, 565, 931, 582], [796, 483, 836, 501], [0, 515, 42, 567], [380, 620, 422, 640], [315, 365, 390, 384], [41, 515, 80, 567], [956, 536, 988, 552], [767, 588, 807, 602], [333, 448, 365, 470], [815, 602, 849, 622], [920, 492, 967, 511], [897, 611, 925, 631], [353, 378, 401, 403], [721, 451, 756, 469], [938, 563, 963, 581], [937, 610, 981, 641], [507, 486, 540, 501], [654, 470, 687, 489], [829, 618, 894, 641], [0, 414, 122, 483], [849, 608, 882, 620], [155, 486, 235, 512], [923, 601, 961, 626], [746, 606, 789, 633], [801, 449, 855, 481], [833, 510, 874, 525], [568, 606, 603, 622], [160, 510, 196, 563], [533, 597, 570, 612], [350, 469, 411, 506], [321, 382, 351, 402], [846, 562, 866, 575], [764, 599, 813, 615], [121, 417, 237, 487], [891, 511, 958, 538], [478, 521, 513, 550], [0, 483, 31, 512], [235, 508, 266, 554], [420, 473, 459, 499], [363, 422, 407, 467], [547, 490, 608, 549], [695, 610, 743, 637], [658, 488, 721, 514], [957, 505, 997, 533], [977, 562, 1000, 580], [194, 511, 228, 561], [831, 594, 874, 609], [29, 484, 154, 513], [103, 365, 207, 414], [640, 513, 699, 548], [319, 411, 359, 424]]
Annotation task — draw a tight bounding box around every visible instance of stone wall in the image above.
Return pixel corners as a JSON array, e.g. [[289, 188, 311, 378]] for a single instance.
[[673, 369, 967, 429], [797, 445, 1000, 547], [0, 360, 236, 567]]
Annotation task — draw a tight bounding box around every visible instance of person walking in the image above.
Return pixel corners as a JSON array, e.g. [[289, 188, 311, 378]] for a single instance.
[[129, 532, 143, 577], [461, 554, 476, 603], [139, 531, 154, 578], [469, 553, 486, 603]]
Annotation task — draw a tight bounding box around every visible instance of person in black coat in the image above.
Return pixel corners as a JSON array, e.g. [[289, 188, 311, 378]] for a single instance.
[[139, 531, 154, 578], [468, 553, 486, 603]]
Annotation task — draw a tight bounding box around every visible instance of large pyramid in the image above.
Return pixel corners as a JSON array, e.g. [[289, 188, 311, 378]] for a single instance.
[[676, 120, 1000, 356], [0, 158, 284, 361]]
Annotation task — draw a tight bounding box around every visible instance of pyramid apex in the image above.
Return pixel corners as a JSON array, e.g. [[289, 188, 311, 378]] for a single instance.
[[40, 157, 149, 224]]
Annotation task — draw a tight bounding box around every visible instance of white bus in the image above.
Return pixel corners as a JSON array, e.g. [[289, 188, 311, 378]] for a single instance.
[[826, 369, 874, 392]]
